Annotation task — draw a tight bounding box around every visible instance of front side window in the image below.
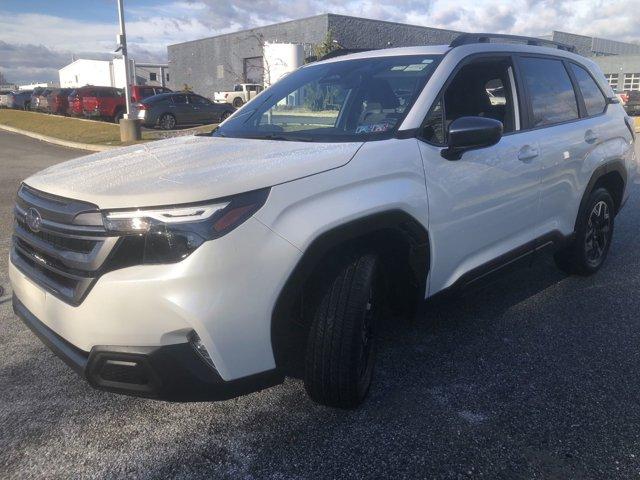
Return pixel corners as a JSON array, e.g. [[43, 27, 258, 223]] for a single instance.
[[189, 95, 210, 105], [570, 64, 607, 116], [422, 57, 518, 145], [215, 55, 441, 142], [519, 57, 579, 127]]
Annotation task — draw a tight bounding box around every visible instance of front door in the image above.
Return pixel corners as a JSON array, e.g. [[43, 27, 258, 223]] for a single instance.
[[418, 55, 543, 294]]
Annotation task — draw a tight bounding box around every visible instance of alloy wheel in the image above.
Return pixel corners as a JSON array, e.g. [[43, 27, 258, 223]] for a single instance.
[[584, 200, 611, 267]]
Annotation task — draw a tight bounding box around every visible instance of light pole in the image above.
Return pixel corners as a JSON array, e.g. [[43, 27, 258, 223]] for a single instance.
[[115, 0, 141, 141]]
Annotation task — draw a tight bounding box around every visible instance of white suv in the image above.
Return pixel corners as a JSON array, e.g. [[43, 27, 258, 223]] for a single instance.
[[10, 35, 637, 408]]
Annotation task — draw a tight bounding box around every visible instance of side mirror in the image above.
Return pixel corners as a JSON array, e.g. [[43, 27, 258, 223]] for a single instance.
[[441, 116, 503, 160]]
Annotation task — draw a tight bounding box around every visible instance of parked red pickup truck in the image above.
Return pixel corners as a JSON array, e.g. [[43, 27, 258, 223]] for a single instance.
[[81, 86, 125, 122]]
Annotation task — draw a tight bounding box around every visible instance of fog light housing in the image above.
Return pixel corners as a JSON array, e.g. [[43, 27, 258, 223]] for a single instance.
[[188, 331, 216, 371]]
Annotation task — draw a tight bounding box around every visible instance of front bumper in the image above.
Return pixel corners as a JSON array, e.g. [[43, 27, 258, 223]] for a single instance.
[[10, 216, 302, 382], [13, 295, 283, 401]]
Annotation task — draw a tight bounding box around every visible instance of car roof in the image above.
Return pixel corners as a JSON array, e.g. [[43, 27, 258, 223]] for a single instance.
[[312, 41, 591, 66]]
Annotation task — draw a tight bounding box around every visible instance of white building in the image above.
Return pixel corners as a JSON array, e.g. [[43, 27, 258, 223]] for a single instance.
[[59, 58, 169, 89]]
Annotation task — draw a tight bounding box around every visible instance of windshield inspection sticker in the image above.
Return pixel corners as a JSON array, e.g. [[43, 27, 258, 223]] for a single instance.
[[404, 64, 428, 72], [391, 66, 407, 71], [356, 120, 396, 134]]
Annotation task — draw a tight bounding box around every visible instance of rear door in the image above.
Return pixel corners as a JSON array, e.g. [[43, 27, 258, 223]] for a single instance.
[[169, 94, 191, 123], [516, 56, 605, 236]]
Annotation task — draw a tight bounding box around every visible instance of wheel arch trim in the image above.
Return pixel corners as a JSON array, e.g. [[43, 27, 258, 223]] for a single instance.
[[270, 209, 430, 362], [575, 159, 627, 231]]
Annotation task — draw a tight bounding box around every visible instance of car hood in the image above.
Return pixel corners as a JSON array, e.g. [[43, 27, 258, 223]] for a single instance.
[[24, 135, 363, 209]]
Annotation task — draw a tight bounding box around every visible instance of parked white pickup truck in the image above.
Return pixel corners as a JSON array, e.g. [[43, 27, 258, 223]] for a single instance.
[[214, 83, 264, 108]]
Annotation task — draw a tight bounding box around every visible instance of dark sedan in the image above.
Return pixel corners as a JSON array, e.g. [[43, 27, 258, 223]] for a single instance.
[[135, 92, 235, 129]]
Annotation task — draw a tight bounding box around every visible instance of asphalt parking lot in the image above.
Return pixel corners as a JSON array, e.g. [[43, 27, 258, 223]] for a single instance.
[[1, 130, 640, 479]]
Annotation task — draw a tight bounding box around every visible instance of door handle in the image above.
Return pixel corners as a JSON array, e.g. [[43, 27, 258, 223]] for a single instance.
[[517, 145, 539, 162], [585, 129, 599, 144]]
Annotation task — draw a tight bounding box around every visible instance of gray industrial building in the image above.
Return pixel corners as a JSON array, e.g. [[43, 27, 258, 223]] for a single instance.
[[593, 55, 640, 92], [168, 14, 640, 97], [167, 14, 461, 96]]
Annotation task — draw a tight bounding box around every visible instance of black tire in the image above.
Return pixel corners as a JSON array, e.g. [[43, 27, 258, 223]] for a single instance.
[[220, 110, 232, 122], [24, 102, 30, 111], [554, 187, 614, 276], [304, 253, 381, 408], [232, 97, 244, 108], [158, 113, 176, 130]]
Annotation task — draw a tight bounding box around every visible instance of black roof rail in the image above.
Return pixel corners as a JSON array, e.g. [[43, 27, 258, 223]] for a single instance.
[[450, 33, 576, 53]]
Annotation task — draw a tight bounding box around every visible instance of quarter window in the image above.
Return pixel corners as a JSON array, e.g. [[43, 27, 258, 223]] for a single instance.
[[570, 64, 607, 116], [519, 57, 579, 127]]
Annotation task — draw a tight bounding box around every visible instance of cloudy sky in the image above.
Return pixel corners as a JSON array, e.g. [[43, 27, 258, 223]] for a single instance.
[[1, 0, 639, 84]]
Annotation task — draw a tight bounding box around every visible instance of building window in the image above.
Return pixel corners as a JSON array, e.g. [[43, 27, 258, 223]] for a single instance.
[[166, 73, 170, 81], [623, 73, 640, 91], [605, 73, 618, 90], [217, 65, 224, 79], [150, 72, 157, 81]]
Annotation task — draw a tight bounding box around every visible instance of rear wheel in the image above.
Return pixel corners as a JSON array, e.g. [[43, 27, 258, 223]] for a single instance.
[[158, 113, 176, 130], [220, 110, 232, 122], [113, 110, 124, 124], [232, 97, 244, 108], [554, 187, 614, 275], [304, 253, 381, 408]]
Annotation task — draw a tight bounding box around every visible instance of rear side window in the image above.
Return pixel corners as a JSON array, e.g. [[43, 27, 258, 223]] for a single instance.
[[172, 94, 187, 104], [570, 64, 607, 116], [520, 57, 579, 127]]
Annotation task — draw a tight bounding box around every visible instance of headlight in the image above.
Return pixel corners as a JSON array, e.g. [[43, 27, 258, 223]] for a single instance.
[[102, 188, 269, 264]]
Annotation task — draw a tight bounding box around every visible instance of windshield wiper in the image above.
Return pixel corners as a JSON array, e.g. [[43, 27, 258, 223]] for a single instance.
[[261, 133, 314, 142]]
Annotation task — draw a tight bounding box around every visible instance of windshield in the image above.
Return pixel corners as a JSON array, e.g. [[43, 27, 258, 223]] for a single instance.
[[214, 54, 441, 142]]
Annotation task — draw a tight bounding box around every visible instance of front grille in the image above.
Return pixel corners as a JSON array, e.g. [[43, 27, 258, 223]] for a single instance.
[[15, 217, 96, 253], [11, 184, 120, 306]]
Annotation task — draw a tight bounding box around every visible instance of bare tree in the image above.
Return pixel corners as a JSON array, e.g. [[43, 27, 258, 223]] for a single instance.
[[0, 71, 8, 85]]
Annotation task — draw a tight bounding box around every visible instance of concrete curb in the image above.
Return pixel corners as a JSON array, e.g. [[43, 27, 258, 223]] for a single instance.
[[0, 124, 114, 152]]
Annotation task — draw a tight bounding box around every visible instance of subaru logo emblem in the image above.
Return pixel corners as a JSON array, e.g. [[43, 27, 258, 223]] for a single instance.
[[26, 207, 42, 233]]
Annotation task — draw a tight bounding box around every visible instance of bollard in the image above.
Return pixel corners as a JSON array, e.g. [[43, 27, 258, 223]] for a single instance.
[[119, 118, 142, 142]]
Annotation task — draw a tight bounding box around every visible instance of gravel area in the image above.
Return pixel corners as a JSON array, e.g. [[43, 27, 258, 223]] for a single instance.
[[1, 130, 639, 479]]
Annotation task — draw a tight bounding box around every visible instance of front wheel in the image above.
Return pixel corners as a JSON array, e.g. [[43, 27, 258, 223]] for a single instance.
[[220, 110, 232, 122], [554, 187, 614, 275], [232, 97, 244, 108], [304, 253, 381, 408], [158, 113, 176, 130]]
